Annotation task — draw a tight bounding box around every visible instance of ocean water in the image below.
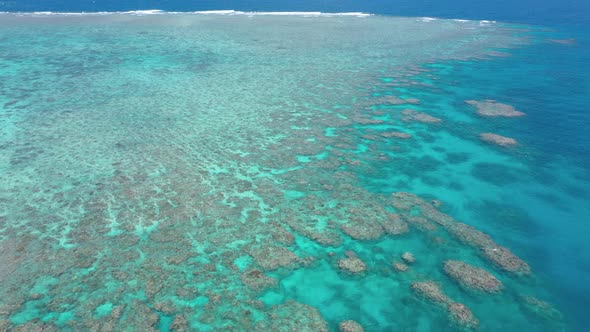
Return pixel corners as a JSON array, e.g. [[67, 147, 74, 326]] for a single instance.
[[2, 0, 590, 25], [0, 5, 589, 332]]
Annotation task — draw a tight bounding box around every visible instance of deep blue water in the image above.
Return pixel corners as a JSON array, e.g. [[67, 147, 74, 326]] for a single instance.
[[1, 0, 589, 331], [420, 43, 590, 329]]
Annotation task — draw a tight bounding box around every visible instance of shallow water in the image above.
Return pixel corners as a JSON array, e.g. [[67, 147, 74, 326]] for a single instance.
[[0, 13, 588, 331]]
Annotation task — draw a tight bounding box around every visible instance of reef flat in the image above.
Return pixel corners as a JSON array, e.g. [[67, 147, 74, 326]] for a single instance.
[[0, 12, 584, 331]]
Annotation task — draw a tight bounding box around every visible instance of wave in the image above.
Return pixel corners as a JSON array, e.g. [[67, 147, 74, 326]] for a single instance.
[[0, 10, 498, 26], [418, 17, 437, 22], [0, 10, 372, 17]]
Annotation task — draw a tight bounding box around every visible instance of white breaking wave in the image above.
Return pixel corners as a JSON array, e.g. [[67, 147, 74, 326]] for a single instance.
[[0, 10, 372, 18], [190, 10, 239, 15], [418, 17, 437, 22], [192, 10, 371, 17], [479, 20, 497, 25], [0, 10, 497, 26]]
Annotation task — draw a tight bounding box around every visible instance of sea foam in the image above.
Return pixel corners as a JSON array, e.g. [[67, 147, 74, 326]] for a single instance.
[[1, 10, 372, 18]]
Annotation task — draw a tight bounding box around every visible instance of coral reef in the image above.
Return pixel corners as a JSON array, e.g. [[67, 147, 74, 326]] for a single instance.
[[249, 246, 301, 270], [393, 262, 409, 272], [482, 247, 531, 274], [480, 133, 518, 147], [375, 95, 421, 105], [519, 295, 563, 321], [341, 212, 407, 240], [412, 281, 479, 329], [448, 302, 479, 329], [447, 222, 494, 248], [12, 320, 58, 332], [381, 131, 412, 139], [339, 319, 365, 332], [338, 252, 367, 274], [391, 192, 531, 275], [342, 220, 385, 240], [547, 38, 576, 45], [402, 252, 416, 264], [404, 215, 437, 231], [382, 213, 410, 235], [240, 269, 278, 291], [401, 109, 442, 123], [443, 260, 503, 293], [0, 14, 564, 332], [256, 301, 329, 332], [271, 223, 296, 245], [465, 100, 525, 117], [284, 211, 342, 246], [411, 281, 450, 305], [391, 192, 425, 211], [169, 314, 189, 332]]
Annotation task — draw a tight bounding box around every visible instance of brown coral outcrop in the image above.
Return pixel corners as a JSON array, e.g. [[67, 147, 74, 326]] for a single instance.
[[256, 301, 329, 331], [240, 269, 278, 291], [480, 133, 518, 147], [466, 100, 525, 117], [412, 281, 479, 329], [444, 260, 503, 293], [339, 319, 365, 332], [482, 247, 530, 274], [338, 252, 367, 274], [401, 109, 442, 123], [448, 302, 479, 329], [402, 252, 416, 264]]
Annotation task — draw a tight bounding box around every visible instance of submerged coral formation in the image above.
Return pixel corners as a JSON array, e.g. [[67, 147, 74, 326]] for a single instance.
[[341, 211, 408, 240], [481, 247, 531, 274], [374, 95, 421, 105], [412, 281, 451, 305], [412, 281, 479, 329], [402, 252, 416, 264], [391, 192, 531, 276], [249, 246, 302, 271], [443, 260, 503, 293], [338, 251, 368, 274], [0, 12, 567, 332], [381, 131, 413, 139], [447, 302, 480, 329], [518, 295, 564, 321], [465, 100, 525, 117], [480, 133, 518, 147], [240, 269, 278, 291], [393, 262, 409, 272], [339, 319, 365, 332], [401, 109, 443, 123], [256, 301, 329, 332]]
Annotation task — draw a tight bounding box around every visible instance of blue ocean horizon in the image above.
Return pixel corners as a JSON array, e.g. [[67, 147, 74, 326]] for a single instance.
[[1, 1, 589, 331]]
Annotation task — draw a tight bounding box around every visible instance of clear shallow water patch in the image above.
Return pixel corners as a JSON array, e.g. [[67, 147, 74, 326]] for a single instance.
[[0, 13, 581, 331]]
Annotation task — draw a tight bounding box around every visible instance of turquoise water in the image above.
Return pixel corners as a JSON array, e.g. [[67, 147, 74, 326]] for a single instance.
[[0, 12, 588, 331]]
